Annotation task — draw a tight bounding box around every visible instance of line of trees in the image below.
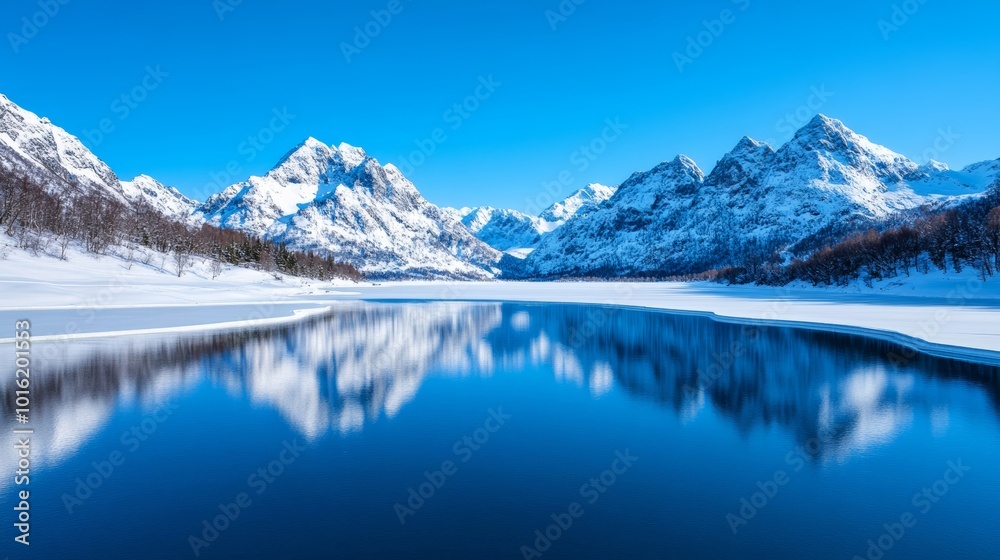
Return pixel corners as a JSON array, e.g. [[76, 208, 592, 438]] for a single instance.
[[710, 188, 1000, 286], [0, 166, 362, 282]]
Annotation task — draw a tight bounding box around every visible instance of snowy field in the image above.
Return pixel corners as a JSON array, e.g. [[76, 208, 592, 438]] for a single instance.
[[1, 240, 998, 363]]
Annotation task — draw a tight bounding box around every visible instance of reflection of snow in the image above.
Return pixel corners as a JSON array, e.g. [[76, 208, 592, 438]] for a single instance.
[[832, 367, 914, 460], [338, 403, 365, 434], [247, 354, 328, 440], [511, 311, 531, 331], [0, 336, 204, 492], [48, 398, 113, 461], [590, 362, 614, 397], [931, 406, 950, 437], [552, 346, 584, 387], [236, 302, 504, 438], [2, 301, 996, 480], [680, 387, 706, 424], [530, 331, 551, 365]]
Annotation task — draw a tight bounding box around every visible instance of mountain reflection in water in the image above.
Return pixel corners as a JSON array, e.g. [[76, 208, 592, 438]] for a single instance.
[[3, 301, 997, 479]]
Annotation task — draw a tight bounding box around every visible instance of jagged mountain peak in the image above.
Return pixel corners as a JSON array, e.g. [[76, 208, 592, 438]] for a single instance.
[[456, 184, 621, 256], [785, 114, 911, 165], [299, 136, 328, 149], [776, 114, 918, 193], [538, 183, 618, 223], [673, 153, 700, 169], [721, 136, 775, 165], [705, 136, 775, 188], [734, 135, 771, 151], [197, 137, 501, 279], [520, 116, 999, 279], [626, 154, 704, 189], [129, 173, 158, 183], [336, 142, 368, 170], [120, 174, 200, 220], [921, 160, 950, 172], [803, 112, 842, 130], [789, 114, 856, 148], [789, 114, 866, 147], [269, 139, 371, 180], [962, 157, 1000, 177], [0, 92, 123, 199]]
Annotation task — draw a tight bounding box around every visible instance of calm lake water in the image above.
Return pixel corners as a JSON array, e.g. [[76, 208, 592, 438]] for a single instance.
[[2, 302, 999, 559]]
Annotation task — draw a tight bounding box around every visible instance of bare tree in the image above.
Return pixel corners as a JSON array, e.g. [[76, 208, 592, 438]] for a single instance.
[[174, 246, 191, 277], [210, 258, 224, 280], [125, 244, 136, 270]]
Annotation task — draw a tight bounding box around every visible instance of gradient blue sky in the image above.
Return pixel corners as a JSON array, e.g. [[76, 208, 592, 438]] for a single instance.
[[2, 0, 997, 211]]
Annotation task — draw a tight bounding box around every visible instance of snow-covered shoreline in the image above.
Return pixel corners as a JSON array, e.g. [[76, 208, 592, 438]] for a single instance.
[[342, 279, 1000, 365], [1, 240, 998, 363]]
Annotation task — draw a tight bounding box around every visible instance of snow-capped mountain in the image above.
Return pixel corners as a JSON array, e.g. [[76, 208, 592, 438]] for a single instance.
[[197, 138, 502, 279], [453, 184, 618, 257], [121, 174, 200, 221], [457, 207, 549, 253], [0, 93, 202, 218], [0, 93, 126, 201], [539, 183, 618, 223], [522, 115, 999, 278], [5, 91, 997, 282], [906, 158, 1000, 197]]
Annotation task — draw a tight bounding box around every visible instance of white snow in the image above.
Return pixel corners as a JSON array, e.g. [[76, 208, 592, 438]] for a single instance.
[[524, 115, 1000, 277], [1, 238, 998, 363], [0, 234, 357, 341], [196, 137, 501, 279], [538, 183, 619, 223], [120, 174, 201, 222], [0, 93, 126, 201], [448, 183, 619, 256]]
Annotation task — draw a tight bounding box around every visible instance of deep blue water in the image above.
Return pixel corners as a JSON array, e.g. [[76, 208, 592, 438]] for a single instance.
[[2, 302, 999, 559]]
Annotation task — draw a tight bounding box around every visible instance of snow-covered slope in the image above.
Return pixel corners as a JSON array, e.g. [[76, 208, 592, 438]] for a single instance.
[[905, 158, 1000, 197], [523, 115, 999, 278], [539, 183, 618, 223], [121, 174, 200, 221], [198, 138, 502, 279], [0, 93, 204, 220], [0, 93, 126, 201], [454, 184, 618, 256], [458, 206, 547, 253]]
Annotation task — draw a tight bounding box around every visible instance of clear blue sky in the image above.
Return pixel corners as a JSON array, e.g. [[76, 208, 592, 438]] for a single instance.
[[2, 0, 997, 211]]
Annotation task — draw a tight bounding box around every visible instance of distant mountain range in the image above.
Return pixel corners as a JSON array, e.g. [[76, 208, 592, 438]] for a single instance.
[[2, 92, 997, 280], [523, 116, 999, 278], [445, 183, 618, 258]]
